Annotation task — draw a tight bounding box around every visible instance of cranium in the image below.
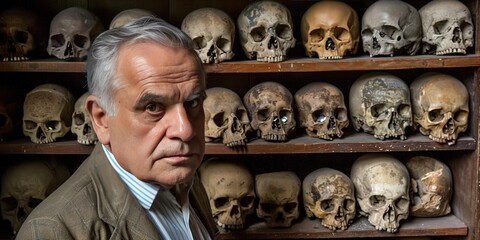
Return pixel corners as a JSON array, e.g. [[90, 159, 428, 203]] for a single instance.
[[0, 84, 22, 140], [361, 0, 422, 57], [255, 171, 300, 228], [243, 81, 295, 141], [419, 0, 474, 55], [109, 8, 155, 29], [295, 82, 349, 140], [0, 7, 48, 61], [1, 158, 70, 234], [23, 83, 75, 144], [351, 153, 410, 233], [203, 87, 251, 147], [71, 92, 98, 145], [181, 8, 235, 63], [349, 72, 413, 140], [410, 72, 469, 145], [303, 168, 356, 230], [199, 158, 256, 230], [237, 0, 296, 62], [406, 156, 452, 217], [47, 7, 104, 60], [301, 0, 359, 59]]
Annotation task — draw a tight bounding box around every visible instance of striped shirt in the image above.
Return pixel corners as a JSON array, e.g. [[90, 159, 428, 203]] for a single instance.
[[102, 145, 211, 240]]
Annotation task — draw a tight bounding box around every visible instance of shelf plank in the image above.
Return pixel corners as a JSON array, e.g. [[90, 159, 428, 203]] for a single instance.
[[220, 214, 467, 239], [1, 55, 480, 73], [0, 133, 474, 155]]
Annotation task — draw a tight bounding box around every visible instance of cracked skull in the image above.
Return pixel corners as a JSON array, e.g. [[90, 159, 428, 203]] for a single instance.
[[303, 168, 356, 230], [244, 81, 295, 141], [351, 153, 410, 233], [182, 8, 235, 63], [237, 0, 296, 62], [71, 92, 97, 145], [410, 72, 469, 145]]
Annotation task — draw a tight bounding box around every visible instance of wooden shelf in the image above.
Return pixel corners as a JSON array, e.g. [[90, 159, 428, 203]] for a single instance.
[[1, 55, 479, 73], [0, 133, 474, 155], [220, 214, 467, 239]]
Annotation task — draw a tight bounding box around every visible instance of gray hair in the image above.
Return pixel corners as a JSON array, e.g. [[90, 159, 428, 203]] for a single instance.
[[86, 16, 205, 115]]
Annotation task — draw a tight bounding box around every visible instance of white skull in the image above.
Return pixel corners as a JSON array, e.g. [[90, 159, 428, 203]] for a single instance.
[[410, 72, 469, 145], [47, 7, 104, 60], [181, 8, 235, 64], [71, 92, 97, 145], [349, 72, 413, 140], [243, 81, 295, 141], [199, 158, 256, 230], [109, 8, 155, 29], [406, 156, 452, 217], [1, 158, 70, 234], [419, 0, 474, 55], [361, 0, 422, 57], [294, 82, 349, 140], [0, 7, 48, 61], [301, 0, 359, 59], [255, 171, 300, 228], [203, 87, 251, 147], [351, 153, 410, 233], [303, 168, 356, 230], [237, 0, 296, 62], [23, 83, 75, 144], [0, 84, 22, 140]]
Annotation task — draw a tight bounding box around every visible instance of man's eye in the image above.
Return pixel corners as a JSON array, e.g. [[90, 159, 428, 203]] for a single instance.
[[146, 103, 160, 112], [186, 98, 200, 109]]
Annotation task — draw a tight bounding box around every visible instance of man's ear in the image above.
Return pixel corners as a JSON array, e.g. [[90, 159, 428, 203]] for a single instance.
[[85, 95, 110, 145]]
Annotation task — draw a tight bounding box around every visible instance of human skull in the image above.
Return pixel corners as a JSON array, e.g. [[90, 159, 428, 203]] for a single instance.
[[361, 0, 422, 57], [351, 153, 410, 233], [0, 7, 48, 61], [109, 8, 155, 29], [301, 0, 359, 59], [243, 81, 295, 141], [237, 0, 296, 62], [406, 156, 452, 217], [182, 8, 235, 64], [0, 84, 22, 140], [410, 72, 469, 145], [303, 168, 356, 230], [349, 72, 412, 140], [204, 87, 251, 147], [255, 171, 300, 228], [199, 158, 256, 229], [47, 7, 104, 60], [295, 82, 349, 140], [1, 158, 70, 234], [419, 0, 474, 55], [23, 83, 75, 144], [71, 92, 97, 145]]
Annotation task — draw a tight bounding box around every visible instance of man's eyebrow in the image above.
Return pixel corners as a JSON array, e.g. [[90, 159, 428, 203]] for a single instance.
[[134, 93, 165, 108]]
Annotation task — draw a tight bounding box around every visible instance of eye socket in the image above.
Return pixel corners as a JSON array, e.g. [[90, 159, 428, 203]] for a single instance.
[[214, 197, 229, 209], [344, 199, 355, 211], [398, 104, 411, 118], [454, 109, 469, 123], [73, 113, 85, 125], [335, 108, 348, 121], [236, 109, 249, 122], [433, 20, 449, 35], [312, 109, 327, 123], [24, 120, 37, 130], [73, 34, 88, 48], [1, 196, 17, 211], [193, 36, 207, 50], [260, 202, 276, 214], [50, 34, 66, 48], [369, 195, 386, 207], [333, 27, 350, 42], [28, 197, 43, 209], [309, 29, 325, 43], [284, 202, 298, 213], [46, 121, 61, 131], [276, 24, 292, 39], [379, 25, 398, 39], [428, 109, 444, 123], [240, 196, 255, 207], [371, 104, 387, 118], [213, 112, 226, 127], [395, 197, 409, 210], [320, 199, 335, 212], [14, 30, 29, 44], [251, 26, 266, 42], [216, 38, 231, 52], [257, 108, 270, 121]]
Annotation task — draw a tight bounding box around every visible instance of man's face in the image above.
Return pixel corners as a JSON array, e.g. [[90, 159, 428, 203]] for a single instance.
[[106, 42, 205, 188]]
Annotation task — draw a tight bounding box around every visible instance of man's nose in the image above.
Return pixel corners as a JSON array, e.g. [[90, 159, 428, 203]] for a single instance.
[[165, 104, 195, 141]]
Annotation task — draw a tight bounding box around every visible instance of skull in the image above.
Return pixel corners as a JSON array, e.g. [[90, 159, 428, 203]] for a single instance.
[[1, 158, 70, 234], [419, 0, 474, 55], [349, 72, 413, 140], [237, 0, 296, 62], [71, 92, 98, 145], [406, 156, 452, 217], [199, 158, 256, 229], [0, 7, 48, 61], [47, 7, 104, 60], [203, 87, 251, 147], [294, 82, 349, 140], [361, 0, 422, 57], [301, 0, 359, 59], [181, 8, 235, 64], [243, 81, 295, 141], [0, 84, 22, 140], [410, 72, 469, 145], [23, 83, 75, 144], [255, 171, 300, 228], [351, 153, 410, 233], [303, 168, 356, 230], [109, 8, 155, 29]]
